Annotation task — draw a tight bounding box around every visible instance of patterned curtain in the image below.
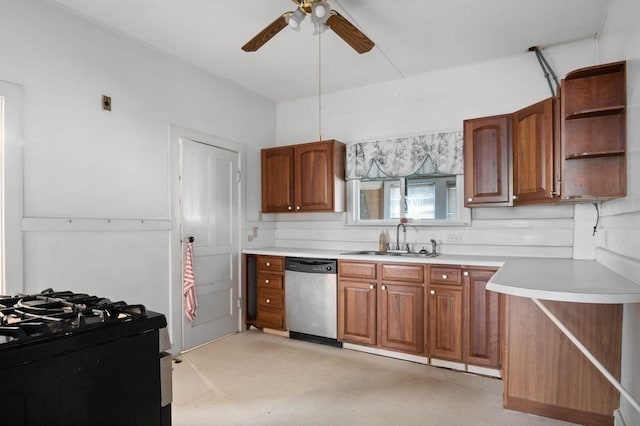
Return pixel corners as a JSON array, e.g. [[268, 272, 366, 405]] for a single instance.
[[345, 130, 463, 180]]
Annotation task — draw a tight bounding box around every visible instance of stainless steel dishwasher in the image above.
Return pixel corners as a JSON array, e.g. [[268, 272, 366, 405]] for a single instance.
[[285, 257, 341, 347]]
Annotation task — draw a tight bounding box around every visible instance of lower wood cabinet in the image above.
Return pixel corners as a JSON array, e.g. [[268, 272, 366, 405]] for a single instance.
[[427, 265, 501, 369], [338, 260, 425, 355], [339, 261, 500, 366], [463, 268, 501, 368], [337, 278, 377, 346], [380, 264, 425, 355], [255, 255, 286, 330], [428, 284, 463, 360]]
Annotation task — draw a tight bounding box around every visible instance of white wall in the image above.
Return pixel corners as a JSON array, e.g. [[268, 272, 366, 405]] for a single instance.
[[272, 41, 597, 258], [596, 0, 640, 424], [0, 0, 276, 348]]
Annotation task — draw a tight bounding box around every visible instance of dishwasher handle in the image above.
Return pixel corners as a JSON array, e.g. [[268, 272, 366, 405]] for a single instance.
[[285, 257, 337, 274]]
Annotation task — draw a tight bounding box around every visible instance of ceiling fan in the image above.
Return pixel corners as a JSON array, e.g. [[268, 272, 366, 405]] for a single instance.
[[241, 0, 375, 54]]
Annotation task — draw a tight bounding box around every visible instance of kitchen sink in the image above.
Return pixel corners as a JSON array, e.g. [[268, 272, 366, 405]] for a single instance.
[[341, 250, 439, 258]]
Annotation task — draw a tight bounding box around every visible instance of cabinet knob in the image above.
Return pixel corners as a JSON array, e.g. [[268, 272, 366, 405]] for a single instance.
[[296, 206, 301, 211], [463, 271, 469, 277], [512, 195, 518, 200], [266, 262, 271, 267], [287, 206, 292, 211], [266, 299, 271, 304], [369, 284, 375, 290], [381, 285, 387, 291], [430, 289, 436, 295], [442, 274, 448, 280], [265, 279, 270, 284], [467, 197, 473, 202]]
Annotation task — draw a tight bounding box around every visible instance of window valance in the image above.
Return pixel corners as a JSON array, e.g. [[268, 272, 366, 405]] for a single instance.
[[345, 130, 463, 180]]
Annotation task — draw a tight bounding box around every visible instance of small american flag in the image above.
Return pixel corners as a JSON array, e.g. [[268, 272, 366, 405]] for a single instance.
[[183, 240, 198, 321]]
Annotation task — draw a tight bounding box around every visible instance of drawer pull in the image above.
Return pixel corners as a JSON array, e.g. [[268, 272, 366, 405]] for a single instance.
[[287, 206, 292, 211], [266, 262, 271, 267], [369, 284, 375, 290], [430, 289, 436, 295], [442, 274, 448, 280], [266, 299, 271, 304], [463, 271, 469, 277], [381, 285, 387, 291], [265, 279, 270, 284]]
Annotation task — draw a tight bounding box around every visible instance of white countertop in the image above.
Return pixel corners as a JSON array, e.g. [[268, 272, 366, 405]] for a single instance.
[[243, 247, 640, 304], [487, 257, 640, 304]]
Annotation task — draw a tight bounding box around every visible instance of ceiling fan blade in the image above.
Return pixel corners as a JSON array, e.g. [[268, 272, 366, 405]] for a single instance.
[[242, 14, 289, 52], [326, 11, 374, 54]]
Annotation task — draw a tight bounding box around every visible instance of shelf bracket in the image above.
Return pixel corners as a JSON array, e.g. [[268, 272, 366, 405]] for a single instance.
[[531, 298, 640, 415]]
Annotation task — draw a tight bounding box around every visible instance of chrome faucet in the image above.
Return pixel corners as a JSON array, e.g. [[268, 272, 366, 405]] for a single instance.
[[395, 223, 406, 251]]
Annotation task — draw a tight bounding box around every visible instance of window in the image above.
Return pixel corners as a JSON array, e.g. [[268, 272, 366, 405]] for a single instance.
[[349, 174, 467, 225]]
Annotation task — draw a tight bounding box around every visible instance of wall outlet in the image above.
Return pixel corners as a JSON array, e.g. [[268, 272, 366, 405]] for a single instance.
[[446, 233, 462, 243]]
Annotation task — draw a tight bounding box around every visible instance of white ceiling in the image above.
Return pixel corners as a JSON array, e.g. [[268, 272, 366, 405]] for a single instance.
[[44, 0, 610, 102]]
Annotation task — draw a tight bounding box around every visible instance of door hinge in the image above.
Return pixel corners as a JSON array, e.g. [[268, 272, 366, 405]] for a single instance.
[[237, 297, 242, 309], [236, 171, 241, 183]]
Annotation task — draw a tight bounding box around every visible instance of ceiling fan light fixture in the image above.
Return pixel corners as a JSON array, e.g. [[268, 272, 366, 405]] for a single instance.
[[311, 1, 331, 21], [287, 8, 305, 31]]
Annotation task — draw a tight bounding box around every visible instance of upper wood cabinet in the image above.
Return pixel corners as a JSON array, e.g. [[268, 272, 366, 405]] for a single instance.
[[261, 140, 346, 213], [512, 97, 559, 204], [261, 147, 294, 213], [560, 61, 626, 201], [464, 60, 626, 208], [463, 114, 513, 207]]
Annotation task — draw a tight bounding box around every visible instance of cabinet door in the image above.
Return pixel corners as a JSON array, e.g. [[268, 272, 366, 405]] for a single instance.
[[428, 286, 463, 361], [338, 279, 377, 346], [261, 147, 294, 213], [294, 141, 334, 212], [464, 115, 512, 207], [463, 269, 500, 368], [379, 283, 424, 354], [513, 98, 557, 204]]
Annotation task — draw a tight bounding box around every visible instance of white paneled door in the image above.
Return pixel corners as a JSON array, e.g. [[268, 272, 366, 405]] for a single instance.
[[180, 138, 240, 350]]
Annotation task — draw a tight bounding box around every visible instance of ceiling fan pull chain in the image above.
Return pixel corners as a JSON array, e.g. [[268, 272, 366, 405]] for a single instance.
[[318, 30, 322, 142]]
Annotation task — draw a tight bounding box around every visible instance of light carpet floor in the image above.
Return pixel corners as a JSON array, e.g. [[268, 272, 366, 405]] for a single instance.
[[171, 329, 576, 426]]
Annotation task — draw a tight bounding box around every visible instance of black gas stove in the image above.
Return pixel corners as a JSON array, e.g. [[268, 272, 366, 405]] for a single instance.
[[0, 289, 171, 426]]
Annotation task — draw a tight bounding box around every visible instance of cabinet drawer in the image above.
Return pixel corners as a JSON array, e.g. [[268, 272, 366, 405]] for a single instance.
[[430, 266, 462, 286], [257, 273, 284, 290], [381, 263, 424, 284], [257, 310, 284, 330], [257, 289, 284, 310], [339, 261, 377, 280], [257, 255, 284, 272]]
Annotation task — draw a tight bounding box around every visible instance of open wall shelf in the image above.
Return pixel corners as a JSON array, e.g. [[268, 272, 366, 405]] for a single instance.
[[561, 61, 626, 201]]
